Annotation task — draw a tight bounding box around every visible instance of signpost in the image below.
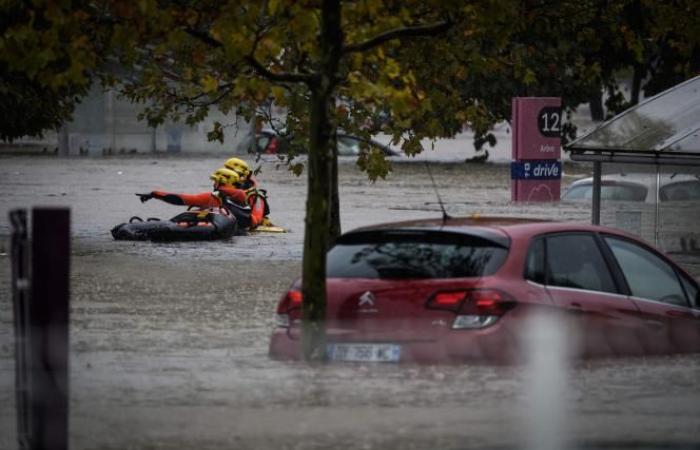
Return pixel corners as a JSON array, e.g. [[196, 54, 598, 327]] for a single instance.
[[511, 97, 562, 201]]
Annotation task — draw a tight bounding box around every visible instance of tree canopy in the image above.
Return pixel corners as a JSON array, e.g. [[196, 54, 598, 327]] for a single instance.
[[0, 2, 102, 140], [3, 1, 698, 147]]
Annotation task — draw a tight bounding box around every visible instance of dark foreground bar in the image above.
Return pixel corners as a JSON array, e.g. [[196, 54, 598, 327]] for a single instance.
[[11, 208, 70, 450]]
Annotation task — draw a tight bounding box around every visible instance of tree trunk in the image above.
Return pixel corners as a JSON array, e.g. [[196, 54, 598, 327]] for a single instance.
[[301, 0, 342, 361], [588, 91, 605, 122]]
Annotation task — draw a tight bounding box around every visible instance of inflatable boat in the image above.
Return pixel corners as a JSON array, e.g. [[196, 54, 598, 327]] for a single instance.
[[111, 210, 238, 242]]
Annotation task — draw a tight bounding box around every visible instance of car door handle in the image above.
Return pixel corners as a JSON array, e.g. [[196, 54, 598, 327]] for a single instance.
[[645, 319, 664, 330]]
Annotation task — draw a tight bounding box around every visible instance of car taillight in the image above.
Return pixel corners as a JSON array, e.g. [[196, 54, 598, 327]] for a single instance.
[[427, 291, 468, 312], [275, 289, 302, 328], [265, 136, 279, 154], [426, 289, 515, 330]]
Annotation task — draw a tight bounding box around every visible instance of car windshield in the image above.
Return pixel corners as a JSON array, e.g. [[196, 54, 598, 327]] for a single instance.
[[563, 183, 648, 201], [327, 230, 508, 279]]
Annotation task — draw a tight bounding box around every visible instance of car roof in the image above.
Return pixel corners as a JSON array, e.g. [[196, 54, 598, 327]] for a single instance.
[[345, 216, 633, 244], [569, 173, 700, 187], [258, 129, 400, 155]]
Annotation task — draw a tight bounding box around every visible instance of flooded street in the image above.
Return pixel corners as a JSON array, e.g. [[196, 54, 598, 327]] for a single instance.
[[0, 155, 699, 450]]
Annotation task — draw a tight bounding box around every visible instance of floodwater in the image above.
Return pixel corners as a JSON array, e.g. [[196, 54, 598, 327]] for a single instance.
[[0, 155, 699, 450]]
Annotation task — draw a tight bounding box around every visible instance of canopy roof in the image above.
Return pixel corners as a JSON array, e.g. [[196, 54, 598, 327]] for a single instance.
[[568, 75, 700, 165]]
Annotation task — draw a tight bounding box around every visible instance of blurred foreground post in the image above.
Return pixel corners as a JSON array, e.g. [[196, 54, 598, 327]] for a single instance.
[[11, 208, 70, 450], [10, 210, 30, 448], [523, 313, 570, 450]]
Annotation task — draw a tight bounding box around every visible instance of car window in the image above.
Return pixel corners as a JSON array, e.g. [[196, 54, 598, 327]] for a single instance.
[[603, 184, 648, 201], [680, 275, 700, 308], [327, 231, 508, 279], [256, 135, 270, 152], [562, 184, 591, 200], [563, 183, 647, 201], [337, 136, 361, 156], [659, 180, 700, 201], [604, 236, 689, 306], [545, 234, 617, 293], [525, 238, 545, 284]]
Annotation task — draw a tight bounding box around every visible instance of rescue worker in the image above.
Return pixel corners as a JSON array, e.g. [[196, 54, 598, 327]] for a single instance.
[[224, 157, 256, 188], [223, 157, 272, 224], [136, 167, 268, 229]]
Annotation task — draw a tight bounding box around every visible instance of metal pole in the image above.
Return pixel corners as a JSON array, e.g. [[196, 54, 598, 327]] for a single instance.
[[592, 161, 602, 225], [10, 210, 30, 449], [655, 165, 661, 246], [106, 88, 116, 154], [29, 208, 71, 450]]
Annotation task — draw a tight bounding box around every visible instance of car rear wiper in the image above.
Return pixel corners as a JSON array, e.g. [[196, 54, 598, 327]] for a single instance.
[[376, 267, 432, 279]]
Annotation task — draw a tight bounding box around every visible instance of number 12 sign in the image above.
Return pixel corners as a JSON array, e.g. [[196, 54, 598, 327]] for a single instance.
[[511, 97, 562, 202], [538, 106, 562, 138]]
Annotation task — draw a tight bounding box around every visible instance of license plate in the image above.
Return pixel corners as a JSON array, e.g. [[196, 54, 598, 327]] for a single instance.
[[326, 343, 401, 362]]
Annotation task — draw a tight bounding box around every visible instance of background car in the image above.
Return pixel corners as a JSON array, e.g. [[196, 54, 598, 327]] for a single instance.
[[269, 217, 700, 364], [232, 128, 291, 155], [562, 173, 700, 202], [335, 133, 399, 156], [239, 128, 400, 156]]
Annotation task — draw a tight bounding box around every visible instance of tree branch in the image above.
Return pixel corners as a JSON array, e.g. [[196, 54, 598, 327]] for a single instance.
[[184, 27, 223, 48], [245, 55, 314, 84], [246, 24, 315, 84], [185, 25, 312, 84], [342, 20, 452, 54]]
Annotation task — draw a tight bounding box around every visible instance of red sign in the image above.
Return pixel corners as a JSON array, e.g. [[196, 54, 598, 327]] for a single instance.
[[511, 97, 562, 202]]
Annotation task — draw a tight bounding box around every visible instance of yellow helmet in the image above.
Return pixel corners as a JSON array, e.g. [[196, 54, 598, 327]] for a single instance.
[[224, 157, 251, 179], [210, 167, 240, 187]]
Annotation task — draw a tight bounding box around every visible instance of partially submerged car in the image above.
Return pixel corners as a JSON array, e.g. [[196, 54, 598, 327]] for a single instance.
[[562, 173, 700, 202], [240, 129, 399, 157], [269, 217, 700, 363], [335, 133, 399, 157]]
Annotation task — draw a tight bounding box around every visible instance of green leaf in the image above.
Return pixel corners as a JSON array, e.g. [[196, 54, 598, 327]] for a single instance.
[[201, 74, 219, 93], [207, 121, 224, 143]]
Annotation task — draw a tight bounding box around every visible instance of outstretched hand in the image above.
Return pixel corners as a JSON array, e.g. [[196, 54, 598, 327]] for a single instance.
[[135, 193, 153, 203]]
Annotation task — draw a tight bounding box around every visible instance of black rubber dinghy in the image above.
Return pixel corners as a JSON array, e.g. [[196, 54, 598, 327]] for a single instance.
[[111, 210, 238, 242]]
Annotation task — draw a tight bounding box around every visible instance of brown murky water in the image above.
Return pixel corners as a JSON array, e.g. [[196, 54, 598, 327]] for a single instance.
[[1, 155, 699, 450]]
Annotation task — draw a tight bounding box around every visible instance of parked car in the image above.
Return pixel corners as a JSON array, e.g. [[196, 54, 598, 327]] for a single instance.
[[231, 128, 290, 155], [269, 217, 700, 363], [240, 129, 399, 157], [562, 173, 700, 202]]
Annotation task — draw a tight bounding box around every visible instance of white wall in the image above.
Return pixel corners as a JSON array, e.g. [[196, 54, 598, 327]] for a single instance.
[[19, 84, 253, 155]]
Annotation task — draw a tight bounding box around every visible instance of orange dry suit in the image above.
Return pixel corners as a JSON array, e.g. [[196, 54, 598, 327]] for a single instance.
[[146, 185, 268, 229]]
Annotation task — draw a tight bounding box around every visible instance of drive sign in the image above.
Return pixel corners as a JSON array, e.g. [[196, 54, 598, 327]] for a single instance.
[[510, 160, 562, 180], [511, 97, 562, 201]]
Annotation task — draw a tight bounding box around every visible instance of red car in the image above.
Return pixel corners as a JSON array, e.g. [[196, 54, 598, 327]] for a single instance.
[[269, 217, 700, 363]]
